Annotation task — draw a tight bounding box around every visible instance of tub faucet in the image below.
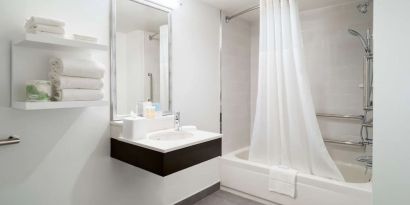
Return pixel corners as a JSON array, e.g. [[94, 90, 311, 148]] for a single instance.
[[175, 112, 181, 131]]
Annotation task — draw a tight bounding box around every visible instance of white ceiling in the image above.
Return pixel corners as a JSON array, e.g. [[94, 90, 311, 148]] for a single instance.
[[199, 0, 360, 22], [117, 0, 168, 33]]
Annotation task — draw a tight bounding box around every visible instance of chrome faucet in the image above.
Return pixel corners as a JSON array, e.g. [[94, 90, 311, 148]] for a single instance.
[[175, 112, 181, 131]]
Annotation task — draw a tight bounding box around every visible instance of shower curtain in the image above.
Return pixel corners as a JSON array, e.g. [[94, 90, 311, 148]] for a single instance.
[[249, 0, 344, 181]]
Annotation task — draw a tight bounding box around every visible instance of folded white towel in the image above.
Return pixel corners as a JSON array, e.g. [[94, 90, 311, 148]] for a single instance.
[[49, 57, 105, 79], [26, 16, 65, 27], [49, 72, 103, 90], [73, 34, 98, 43], [53, 89, 104, 101], [269, 165, 298, 198], [25, 24, 65, 35]]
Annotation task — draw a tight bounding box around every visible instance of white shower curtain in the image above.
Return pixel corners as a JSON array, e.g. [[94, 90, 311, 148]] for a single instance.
[[249, 0, 344, 181]]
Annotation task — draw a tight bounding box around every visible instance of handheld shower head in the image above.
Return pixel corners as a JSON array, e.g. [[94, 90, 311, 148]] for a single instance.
[[348, 29, 361, 36], [348, 29, 370, 53]]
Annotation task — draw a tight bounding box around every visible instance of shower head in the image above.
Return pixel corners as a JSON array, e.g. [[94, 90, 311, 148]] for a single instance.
[[348, 29, 370, 53], [357, 1, 369, 14]]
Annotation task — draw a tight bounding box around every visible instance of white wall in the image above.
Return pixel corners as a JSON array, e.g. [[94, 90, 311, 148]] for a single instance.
[[144, 32, 161, 102], [250, 22, 259, 128], [117, 29, 162, 115], [172, 0, 221, 132], [373, 0, 410, 204], [116, 30, 146, 115], [0, 0, 221, 204], [116, 32, 129, 114], [220, 17, 252, 154]]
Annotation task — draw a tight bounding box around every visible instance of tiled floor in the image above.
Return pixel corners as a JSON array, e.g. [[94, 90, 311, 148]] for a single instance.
[[194, 190, 264, 205]]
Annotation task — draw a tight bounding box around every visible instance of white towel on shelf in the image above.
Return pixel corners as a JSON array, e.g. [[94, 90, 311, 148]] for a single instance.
[[268, 165, 298, 198], [53, 89, 104, 101], [49, 57, 105, 79], [49, 72, 103, 90], [25, 24, 65, 35], [26, 16, 65, 27], [73, 34, 98, 43]]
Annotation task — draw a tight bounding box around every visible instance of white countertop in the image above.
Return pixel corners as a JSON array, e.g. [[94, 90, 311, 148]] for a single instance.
[[112, 129, 222, 153]]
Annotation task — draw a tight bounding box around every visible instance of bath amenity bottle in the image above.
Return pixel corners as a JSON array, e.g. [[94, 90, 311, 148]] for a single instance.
[[137, 101, 152, 116], [144, 105, 156, 119], [152, 102, 162, 117]]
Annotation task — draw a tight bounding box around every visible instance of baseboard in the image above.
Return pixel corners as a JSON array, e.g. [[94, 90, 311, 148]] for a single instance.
[[174, 182, 220, 205], [220, 186, 280, 205]]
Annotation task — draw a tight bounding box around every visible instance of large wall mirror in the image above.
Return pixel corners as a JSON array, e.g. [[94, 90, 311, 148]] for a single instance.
[[111, 0, 172, 120]]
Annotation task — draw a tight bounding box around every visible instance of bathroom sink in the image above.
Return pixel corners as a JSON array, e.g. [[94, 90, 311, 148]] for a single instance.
[[148, 130, 193, 141]]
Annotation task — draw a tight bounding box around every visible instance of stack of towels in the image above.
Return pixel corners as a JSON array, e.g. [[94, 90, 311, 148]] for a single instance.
[[49, 57, 105, 101], [25, 16, 65, 35]]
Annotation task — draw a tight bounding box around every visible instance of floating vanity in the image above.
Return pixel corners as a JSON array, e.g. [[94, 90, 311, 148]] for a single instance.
[[110, 117, 222, 177]]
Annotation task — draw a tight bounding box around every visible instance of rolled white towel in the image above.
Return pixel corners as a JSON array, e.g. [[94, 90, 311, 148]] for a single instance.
[[49, 72, 103, 90], [25, 24, 65, 35], [26, 16, 65, 27], [49, 57, 105, 79], [53, 89, 104, 101]]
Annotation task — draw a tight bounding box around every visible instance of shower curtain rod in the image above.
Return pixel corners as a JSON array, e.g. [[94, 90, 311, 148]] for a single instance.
[[225, 5, 260, 23]]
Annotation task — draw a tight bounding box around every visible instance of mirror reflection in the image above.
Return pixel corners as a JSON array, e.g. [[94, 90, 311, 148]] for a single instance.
[[115, 0, 170, 117]]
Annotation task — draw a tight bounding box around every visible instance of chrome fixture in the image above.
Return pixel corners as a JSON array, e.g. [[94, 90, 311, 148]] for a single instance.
[[324, 139, 366, 146], [0, 136, 20, 146], [357, 0, 370, 14], [175, 112, 181, 131], [149, 33, 159, 40], [147, 73, 153, 101], [348, 29, 371, 53], [320, 27, 375, 148], [316, 113, 364, 120], [357, 155, 373, 175], [225, 5, 259, 23]]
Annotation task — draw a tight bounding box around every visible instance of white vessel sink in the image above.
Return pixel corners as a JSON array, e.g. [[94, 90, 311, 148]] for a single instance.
[[148, 130, 193, 141]]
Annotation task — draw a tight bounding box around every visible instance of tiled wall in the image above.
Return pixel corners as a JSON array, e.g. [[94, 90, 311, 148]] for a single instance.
[[221, 17, 252, 154], [222, 1, 373, 153], [300, 1, 373, 141]]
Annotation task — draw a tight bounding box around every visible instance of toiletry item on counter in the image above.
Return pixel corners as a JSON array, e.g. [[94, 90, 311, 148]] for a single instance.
[[52, 89, 103, 101], [144, 105, 156, 119], [152, 102, 162, 116], [136, 101, 152, 116], [49, 72, 103, 89], [72, 34, 98, 43], [152, 102, 161, 111], [25, 16, 65, 35], [25, 80, 51, 102], [49, 57, 105, 79]]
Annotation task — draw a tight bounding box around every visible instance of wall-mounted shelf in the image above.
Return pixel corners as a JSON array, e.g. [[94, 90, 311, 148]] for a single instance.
[[13, 33, 108, 51], [10, 33, 109, 110], [12, 101, 109, 110]]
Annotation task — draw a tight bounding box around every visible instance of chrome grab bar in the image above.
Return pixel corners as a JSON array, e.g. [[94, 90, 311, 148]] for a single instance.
[[362, 123, 373, 127], [324, 139, 364, 146], [147, 73, 153, 101], [0, 136, 21, 146], [316, 113, 364, 120]]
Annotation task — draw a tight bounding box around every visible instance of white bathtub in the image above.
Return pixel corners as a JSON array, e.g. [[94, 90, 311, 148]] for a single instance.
[[220, 143, 372, 205]]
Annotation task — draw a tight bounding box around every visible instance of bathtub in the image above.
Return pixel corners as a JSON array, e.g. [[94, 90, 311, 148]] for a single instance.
[[220, 143, 372, 205]]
